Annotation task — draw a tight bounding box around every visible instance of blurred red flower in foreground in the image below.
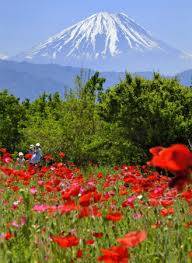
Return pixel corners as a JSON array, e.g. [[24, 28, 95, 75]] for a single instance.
[[117, 231, 147, 248], [148, 144, 192, 172], [148, 144, 192, 190], [98, 230, 147, 262], [98, 245, 129, 263], [51, 235, 79, 248]]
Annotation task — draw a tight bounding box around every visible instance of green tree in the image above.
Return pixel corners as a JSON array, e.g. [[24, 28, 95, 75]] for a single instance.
[[0, 90, 25, 151], [99, 73, 192, 162]]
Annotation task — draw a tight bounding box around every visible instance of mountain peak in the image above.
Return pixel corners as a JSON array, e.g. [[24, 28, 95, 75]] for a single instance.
[[13, 12, 192, 72], [18, 11, 159, 59], [92, 11, 130, 19]]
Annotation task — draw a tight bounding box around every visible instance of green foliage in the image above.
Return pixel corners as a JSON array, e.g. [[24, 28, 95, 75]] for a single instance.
[[1, 72, 192, 164], [99, 73, 192, 161], [0, 90, 25, 151]]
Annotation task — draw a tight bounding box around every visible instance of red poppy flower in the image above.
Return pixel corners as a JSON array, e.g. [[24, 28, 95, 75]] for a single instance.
[[79, 191, 101, 207], [78, 206, 102, 218], [85, 239, 94, 245], [106, 212, 123, 222], [97, 172, 103, 178], [160, 199, 173, 207], [51, 235, 79, 248], [25, 153, 32, 160], [98, 245, 129, 263], [149, 146, 164, 156], [77, 249, 83, 258], [93, 232, 103, 238], [148, 144, 192, 172], [160, 207, 174, 217], [181, 190, 192, 203], [59, 152, 65, 158], [117, 231, 147, 248], [44, 154, 53, 161], [5, 232, 14, 240], [122, 196, 136, 209], [58, 200, 78, 214]]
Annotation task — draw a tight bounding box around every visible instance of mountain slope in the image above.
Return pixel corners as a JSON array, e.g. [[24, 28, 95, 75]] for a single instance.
[[14, 12, 192, 73], [0, 60, 191, 100], [176, 70, 192, 86]]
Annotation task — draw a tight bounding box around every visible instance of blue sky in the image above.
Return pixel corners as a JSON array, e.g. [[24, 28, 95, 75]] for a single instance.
[[1, 0, 192, 56]]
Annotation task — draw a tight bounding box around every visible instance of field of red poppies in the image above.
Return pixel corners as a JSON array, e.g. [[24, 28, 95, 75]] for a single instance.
[[0, 145, 192, 263]]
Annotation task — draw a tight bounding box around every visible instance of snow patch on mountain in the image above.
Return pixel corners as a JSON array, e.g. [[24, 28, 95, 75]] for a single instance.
[[20, 12, 163, 59], [14, 12, 192, 72]]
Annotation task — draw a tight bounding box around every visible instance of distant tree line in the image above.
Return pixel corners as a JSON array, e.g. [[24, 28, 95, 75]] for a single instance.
[[1, 72, 192, 165]]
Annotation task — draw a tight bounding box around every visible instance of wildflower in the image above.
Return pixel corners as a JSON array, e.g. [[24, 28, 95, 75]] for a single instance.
[[106, 212, 123, 222], [4, 232, 14, 240], [86, 239, 94, 245], [122, 196, 136, 208], [32, 204, 48, 213], [97, 172, 103, 178], [30, 187, 37, 195], [148, 144, 192, 172], [77, 249, 83, 258], [51, 235, 79, 248], [25, 153, 32, 160], [160, 199, 173, 207], [181, 190, 192, 203], [98, 245, 129, 262], [117, 231, 147, 248], [93, 232, 103, 238], [58, 200, 78, 214], [160, 207, 174, 217], [78, 206, 102, 218], [59, 152, 65, 158], [132, 213, 143, 220], [79, 191, 101, 207]]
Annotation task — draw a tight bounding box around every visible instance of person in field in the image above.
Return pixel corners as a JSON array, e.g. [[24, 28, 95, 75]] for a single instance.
[[17, 152, 25, 165], [30, 143, 43, 164], [29, 144, 35, 154], [35, 143, 43, 162]]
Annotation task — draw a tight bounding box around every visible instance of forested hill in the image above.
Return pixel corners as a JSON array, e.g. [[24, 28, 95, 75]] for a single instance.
[[0, 60, 191, 100]]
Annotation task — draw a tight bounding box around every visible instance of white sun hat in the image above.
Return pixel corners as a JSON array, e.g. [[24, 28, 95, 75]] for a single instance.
[[18, 152, 24, 156], [36, 143, 41, 147]]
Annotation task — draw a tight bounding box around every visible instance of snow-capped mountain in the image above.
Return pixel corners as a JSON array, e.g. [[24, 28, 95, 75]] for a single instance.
[[14, 12, 192, 73]]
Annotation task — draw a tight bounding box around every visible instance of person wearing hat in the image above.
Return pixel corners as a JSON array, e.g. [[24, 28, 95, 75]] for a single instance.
[[29, 144, 35, 154], [30, 143, 43, 165], [17, 152, 25, 165], [35, 143, 43, 162]]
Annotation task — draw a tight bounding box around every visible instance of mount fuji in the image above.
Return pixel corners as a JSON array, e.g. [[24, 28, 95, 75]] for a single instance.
[[14, 12, 192, 73]]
